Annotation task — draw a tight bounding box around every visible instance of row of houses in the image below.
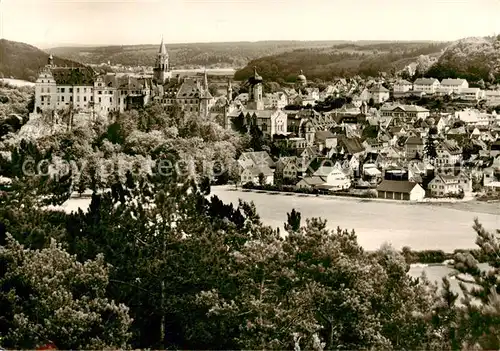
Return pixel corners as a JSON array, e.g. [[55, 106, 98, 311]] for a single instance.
[[392, 78, 499, 103], [234, 97, 500, 201]]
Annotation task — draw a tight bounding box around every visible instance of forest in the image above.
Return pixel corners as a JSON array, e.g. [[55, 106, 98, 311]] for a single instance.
[[234, 42, 448, 82], [0, 39, 84, 82]]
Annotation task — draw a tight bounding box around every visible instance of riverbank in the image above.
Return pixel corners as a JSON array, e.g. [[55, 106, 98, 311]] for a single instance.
[[224, 185, 499, 215], [423, 199, 500, 216]]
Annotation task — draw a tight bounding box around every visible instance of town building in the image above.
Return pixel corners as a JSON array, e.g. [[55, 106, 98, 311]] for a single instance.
[[484, 90, 500, 105], [440, 78, 468, 94], [427, 173, 471, 197], [413, 78, 440, 94], [380, 104, 430, 122], [237, 151, 275, 185], [459, 88, 483, 101], [376, 180, 425, 201], [34, 39, 217, 118], [225, 68, 288, 138], [434, 140, 463, 167], [369, 85, 390, 103], [393, 79, 412, 93]]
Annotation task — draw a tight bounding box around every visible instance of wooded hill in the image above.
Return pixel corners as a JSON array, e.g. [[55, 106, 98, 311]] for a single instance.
[[425, 36, 500, 83], [234, 42, 448, 82], [50, 40, 446, 71], [0, 39, 85, 82]]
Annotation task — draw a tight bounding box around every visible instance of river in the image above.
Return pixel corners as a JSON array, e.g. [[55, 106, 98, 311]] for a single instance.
[[58, 187, 496, 295], [210, 187, 499, 252], [60, 186, 499, 252]]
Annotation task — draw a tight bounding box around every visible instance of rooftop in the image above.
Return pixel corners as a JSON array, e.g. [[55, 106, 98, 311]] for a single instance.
[[376, 180, 419, 193]]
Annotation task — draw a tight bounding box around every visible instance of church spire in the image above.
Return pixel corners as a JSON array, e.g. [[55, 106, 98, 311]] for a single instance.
[[154, 35, 171, 84], [203, 67, 208, 90], [159, 35, 167, 55], [227, 78, 232, 101]]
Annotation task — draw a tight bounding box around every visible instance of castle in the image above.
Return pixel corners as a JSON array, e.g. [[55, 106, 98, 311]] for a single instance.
[[33, 38, 214, 118]]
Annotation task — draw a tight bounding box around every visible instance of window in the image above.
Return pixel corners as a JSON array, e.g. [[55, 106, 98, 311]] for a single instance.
[[41, 87, 44, 93], [110, 97, 112, 103], [77, 96, 80, 102], [70, 96, 73, 102], [98, 91, 102, 95], [84, 88, 87, 93], [61, 88, 65, 93], [57, 88, 60, 93], [69, 88, 73, 93], [76, 88, 80, 93], [90, 96, 93, 101], [84, 96, 87, 102], [61, 96, 65, 102]]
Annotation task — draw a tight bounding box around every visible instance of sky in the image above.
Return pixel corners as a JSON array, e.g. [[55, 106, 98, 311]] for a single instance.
[[1, 0, 500, 48]]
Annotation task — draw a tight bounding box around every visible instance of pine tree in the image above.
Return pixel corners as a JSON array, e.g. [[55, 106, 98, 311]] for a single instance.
[[284, 209, 301, 233]]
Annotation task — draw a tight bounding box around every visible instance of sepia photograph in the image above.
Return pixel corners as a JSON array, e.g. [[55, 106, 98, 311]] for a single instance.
[[0, 0, 499, 349]]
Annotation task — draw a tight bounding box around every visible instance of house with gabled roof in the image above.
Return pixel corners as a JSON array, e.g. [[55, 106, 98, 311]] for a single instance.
[[238, 151, 275, 185], [427, 172, 471, 197], [433, 140, 463, 167], [376, 180, 425, 201], [336, 135, 365, 156], [413, 78, 440, 94], [380, 104, 430, 122], [275, 156, 299, 181], [405, 137, 424, 158], [238, 151, 275, 169], [311, 165, 351, 190], [440, 78, 468, 94], [393, 79, 412, 93], [240, 164, 274, 185], [315, 130, 337, 151], [370, 85, 390, 103]]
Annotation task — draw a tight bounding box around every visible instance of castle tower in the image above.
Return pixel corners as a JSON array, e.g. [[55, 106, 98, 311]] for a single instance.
[[247, 67, 264, 110], [153, 36, 171, 84]]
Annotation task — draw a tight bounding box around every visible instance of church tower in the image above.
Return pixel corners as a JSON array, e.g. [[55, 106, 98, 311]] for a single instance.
[[227, 78, 233, 101], [247, 67, 264, 110], [199, 69, 212, 119], [153, 37, 171, 84]]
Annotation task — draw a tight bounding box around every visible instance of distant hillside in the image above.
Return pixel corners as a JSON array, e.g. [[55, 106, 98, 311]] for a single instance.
[[49, 40, 446, 70], [425, 36, 500, 82], [234, 42, 448, 82], [49, 41, 354, 69], [0, 39, 85, 82]]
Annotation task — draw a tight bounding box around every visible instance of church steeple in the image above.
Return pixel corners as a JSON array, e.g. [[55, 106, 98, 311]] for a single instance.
[[159, 35, 167, 55], [48, 54, 54, 67], [227, 78, 233, 102], [203, 67, 208, 90], [153, 35, 171, 84], [247, 66, 263, 110]]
